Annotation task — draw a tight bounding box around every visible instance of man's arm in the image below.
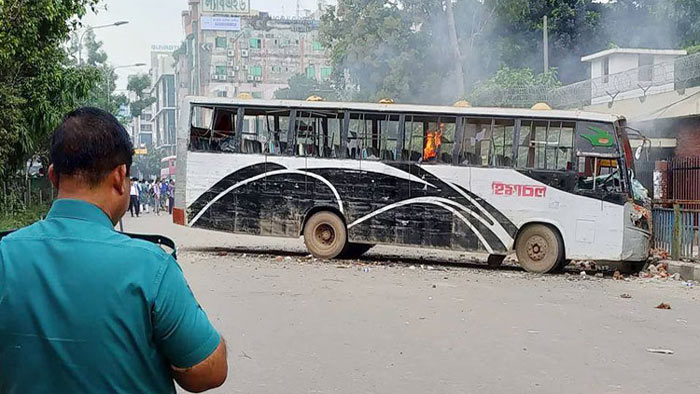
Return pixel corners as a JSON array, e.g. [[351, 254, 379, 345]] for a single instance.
[[153, 257, 229, 392], [172, 337, 228, 393]]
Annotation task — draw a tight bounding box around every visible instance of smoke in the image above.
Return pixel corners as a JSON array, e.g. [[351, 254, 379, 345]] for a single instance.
[[329, 0, 693, 106]]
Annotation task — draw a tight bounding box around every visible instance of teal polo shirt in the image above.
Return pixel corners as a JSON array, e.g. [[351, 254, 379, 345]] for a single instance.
[[0, 199, 221, 393]]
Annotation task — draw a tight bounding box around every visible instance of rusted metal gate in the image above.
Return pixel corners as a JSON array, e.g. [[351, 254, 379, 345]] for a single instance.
[[652, 205, 700, 260], [670, 157, 700, 209]]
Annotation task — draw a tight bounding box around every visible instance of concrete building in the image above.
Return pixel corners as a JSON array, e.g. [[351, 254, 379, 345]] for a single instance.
[[176, 0, 331, 107], [580, 48, 687, 105], [150, 44, 179, 156], [128, 90, 154, 149]]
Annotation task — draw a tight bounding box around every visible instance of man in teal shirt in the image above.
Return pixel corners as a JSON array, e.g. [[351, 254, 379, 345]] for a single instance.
[[0, 108, 228, 393]]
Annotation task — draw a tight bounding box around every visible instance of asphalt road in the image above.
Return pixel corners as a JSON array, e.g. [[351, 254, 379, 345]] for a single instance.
[[122, 213, 700, 394]]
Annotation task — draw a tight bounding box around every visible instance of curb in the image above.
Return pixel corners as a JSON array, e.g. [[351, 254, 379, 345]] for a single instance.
[[662, 260, 700, 281]]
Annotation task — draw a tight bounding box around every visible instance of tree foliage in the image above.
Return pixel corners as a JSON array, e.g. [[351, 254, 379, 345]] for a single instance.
[[274, 74, 338, 100], [320, 0, 700, 105], [132, 145, 166, 180], [0, 0, 102, 177], [127, 73, 156, 118]]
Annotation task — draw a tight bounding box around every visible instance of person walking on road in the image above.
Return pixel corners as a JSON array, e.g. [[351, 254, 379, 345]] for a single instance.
[[0, 107, 227, 393], [153, 179, 162, 216], [168, 179, 175, 215], [129, 177, 140, 217]]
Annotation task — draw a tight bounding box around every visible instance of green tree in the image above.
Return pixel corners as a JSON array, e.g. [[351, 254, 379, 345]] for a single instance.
[[274, 74, 338, 100], [132, 146, 166, 180], [470, 66, 561, 107], [0, 0, 102, 178], [127, 73, 156, 118]]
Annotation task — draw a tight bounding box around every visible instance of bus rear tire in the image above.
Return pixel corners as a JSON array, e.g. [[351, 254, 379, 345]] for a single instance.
[[339, 243, 374, 259], [303, 211, 347, 260], [515, 224, 564, 274]]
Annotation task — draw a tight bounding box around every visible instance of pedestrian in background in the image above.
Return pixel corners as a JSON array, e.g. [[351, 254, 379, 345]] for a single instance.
[[161, 179, 169, 212], [168, 179, 175, 215], [0, 107, 227, 393], [153, 179, 162, 216], [129, 177, 140, 217]]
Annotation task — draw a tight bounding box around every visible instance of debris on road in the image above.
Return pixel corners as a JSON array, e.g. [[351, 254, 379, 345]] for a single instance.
[[655, 302, 672, 310], [613, 271, 624, 280], [646, 348, 674, 355], [620, 293, 632, 299]]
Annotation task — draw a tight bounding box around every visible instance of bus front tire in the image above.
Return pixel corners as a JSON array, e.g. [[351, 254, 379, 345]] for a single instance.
[[303, 211, 347, 260], [515, 224, 564, 274], [339, 243, 375, 259]]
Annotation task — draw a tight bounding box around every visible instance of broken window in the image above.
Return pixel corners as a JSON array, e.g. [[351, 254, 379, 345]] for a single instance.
[[457, 118, 491, 166], [188, 106, 237, 153], [294, 110, 343, 158], [517, 120, 575, 171], [489, 119, 515, 167], [575, 121, 625, 194]]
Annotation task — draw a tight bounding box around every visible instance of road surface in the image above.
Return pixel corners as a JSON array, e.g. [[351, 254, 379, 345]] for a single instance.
[[122, 213, 700, 394]]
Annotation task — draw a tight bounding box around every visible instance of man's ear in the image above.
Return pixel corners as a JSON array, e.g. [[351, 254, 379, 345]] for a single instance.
[[48, 164, 59, 189], [112, 164, 128, 195]]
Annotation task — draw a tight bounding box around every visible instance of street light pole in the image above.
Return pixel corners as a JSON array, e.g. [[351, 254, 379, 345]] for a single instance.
[[78, 21, 129, 65], [105, 63, 147, 111]]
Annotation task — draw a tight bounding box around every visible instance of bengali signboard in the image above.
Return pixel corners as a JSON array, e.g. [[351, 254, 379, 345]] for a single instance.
[[201, 0, 250, 15], [201, 15, 241, 31]]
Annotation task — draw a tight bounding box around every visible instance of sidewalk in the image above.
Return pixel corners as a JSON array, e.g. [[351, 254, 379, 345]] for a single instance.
[[663, 260, 700, 281]]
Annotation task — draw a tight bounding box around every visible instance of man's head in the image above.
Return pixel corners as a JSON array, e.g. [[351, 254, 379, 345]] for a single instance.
[[49, 107, 134, 224]]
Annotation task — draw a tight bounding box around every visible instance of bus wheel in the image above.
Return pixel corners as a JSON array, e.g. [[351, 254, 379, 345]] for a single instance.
[[303, 211, 347, 260], [515, 224, 563, 274], [339, 243, 375, 259], [487, 254, 506, 268]]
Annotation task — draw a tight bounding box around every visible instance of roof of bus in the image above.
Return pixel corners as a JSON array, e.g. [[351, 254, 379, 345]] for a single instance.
[[185, 97, 624, 123]]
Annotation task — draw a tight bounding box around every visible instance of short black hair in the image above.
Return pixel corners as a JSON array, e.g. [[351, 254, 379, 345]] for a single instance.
[[50, 107, 133, 186]]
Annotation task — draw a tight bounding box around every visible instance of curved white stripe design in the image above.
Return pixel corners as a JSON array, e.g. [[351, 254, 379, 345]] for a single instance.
[[347, 196, 495, 254], [447, 182, 515, 247], [189, 169, 344, 226]]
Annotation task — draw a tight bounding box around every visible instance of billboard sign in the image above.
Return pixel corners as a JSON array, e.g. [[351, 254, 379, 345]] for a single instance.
[[202, 0, 250, 15], [201, 15, 241, 31]]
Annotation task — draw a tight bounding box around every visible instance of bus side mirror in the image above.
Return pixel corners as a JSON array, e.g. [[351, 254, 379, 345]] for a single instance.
[[634, 145, 643, 160]]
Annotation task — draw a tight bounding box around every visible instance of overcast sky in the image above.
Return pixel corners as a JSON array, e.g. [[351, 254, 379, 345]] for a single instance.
[[84, 0, 333, 90]]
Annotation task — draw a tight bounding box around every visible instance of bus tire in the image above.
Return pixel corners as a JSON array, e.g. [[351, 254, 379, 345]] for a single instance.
[[303, 211, 347, 260], [487, 254, 506, 268], [515, 224, 564, 274], [339, 243, 374, 259]]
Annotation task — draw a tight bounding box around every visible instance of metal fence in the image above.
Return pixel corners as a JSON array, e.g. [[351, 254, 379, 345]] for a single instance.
[[473, 51, 700, 109], [0, 177, 54, 214], [652, 205, 700, 260]]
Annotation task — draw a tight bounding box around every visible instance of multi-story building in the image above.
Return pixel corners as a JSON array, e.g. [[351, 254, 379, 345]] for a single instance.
[[128, 90, 154, 149], [150, 44, 179, 156], [176, 0, 331, 108]]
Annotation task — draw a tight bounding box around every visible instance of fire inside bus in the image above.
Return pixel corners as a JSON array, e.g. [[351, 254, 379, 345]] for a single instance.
[[174, 97, 650, 273]]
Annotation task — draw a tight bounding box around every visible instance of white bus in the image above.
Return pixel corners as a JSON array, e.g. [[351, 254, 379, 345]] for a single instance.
[[174, 97, 651, 273]]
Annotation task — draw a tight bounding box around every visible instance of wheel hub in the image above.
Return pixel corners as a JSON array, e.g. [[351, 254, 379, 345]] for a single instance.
[[526, 235, 548, 261], [315, 224, 335, 246]]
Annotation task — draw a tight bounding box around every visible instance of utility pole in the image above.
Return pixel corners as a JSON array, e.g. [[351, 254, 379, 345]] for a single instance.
[[543, 15, 549, 73]]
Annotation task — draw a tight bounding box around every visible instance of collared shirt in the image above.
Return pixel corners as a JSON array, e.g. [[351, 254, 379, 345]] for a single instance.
[[130, 183, 139, 196], [0, 199, 220, 394]]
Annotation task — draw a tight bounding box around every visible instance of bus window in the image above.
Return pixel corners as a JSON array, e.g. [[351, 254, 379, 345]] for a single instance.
[[517, 120, 575, 171], [379, 114, 400, 161], [241, 108, 292, 156], [295, 110, 343, 158], [422, 117, 455, 164], [189, 106, 238, 153], [575, 121, 624, 193], [403, 115, 425, 162], [488, 119, 515, 167], [457, 118, 485, 165]]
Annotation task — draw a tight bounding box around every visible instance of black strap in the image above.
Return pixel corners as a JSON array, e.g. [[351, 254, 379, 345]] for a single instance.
[[0, 229, 177, 260], [119, 232, 178, 260], [0, 230, 16, 242]]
